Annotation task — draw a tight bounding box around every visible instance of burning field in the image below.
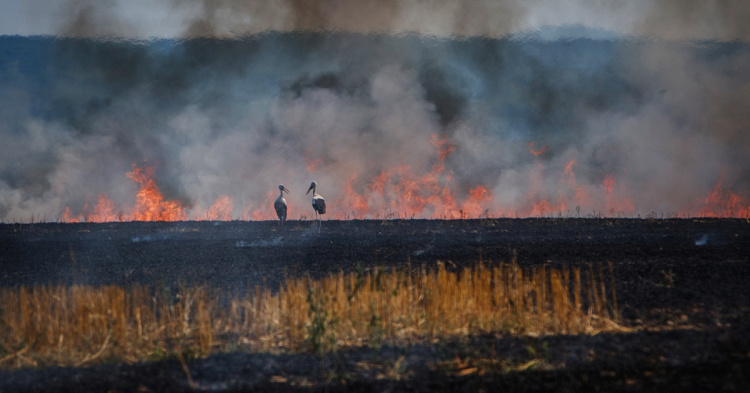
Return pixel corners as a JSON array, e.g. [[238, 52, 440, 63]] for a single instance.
[[2, 31, 750, 224], [2, 1, 750, 391], [1, 218, 749, 392]]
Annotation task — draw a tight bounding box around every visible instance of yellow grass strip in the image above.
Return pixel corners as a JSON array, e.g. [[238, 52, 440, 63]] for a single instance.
[[0, 262, 618, 369]]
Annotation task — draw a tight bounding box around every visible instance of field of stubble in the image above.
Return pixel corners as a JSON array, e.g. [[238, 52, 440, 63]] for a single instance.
[[1, 218, 748, 392]]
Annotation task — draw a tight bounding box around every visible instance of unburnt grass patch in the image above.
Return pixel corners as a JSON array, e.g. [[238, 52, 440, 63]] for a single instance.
[[0, 262, 618, 369]]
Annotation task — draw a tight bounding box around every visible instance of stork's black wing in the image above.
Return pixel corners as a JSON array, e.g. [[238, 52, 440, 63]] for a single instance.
[[313, 197, 326, 215], [274, 199, 287, 221]]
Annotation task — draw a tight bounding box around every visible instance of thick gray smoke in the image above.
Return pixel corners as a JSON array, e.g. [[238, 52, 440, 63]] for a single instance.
[[0, 2, 749, 221]]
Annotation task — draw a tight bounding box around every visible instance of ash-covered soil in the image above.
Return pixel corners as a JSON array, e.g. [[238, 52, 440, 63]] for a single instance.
[[1, 218, 749, 392]]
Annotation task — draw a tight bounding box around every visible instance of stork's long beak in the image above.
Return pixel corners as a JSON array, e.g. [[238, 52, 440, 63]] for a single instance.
[[306, 185, 314, 195], [282, 186, 290, 194]]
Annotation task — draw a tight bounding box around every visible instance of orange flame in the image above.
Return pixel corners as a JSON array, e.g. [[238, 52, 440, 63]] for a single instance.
[[526, 159, 638, 217], [461, 185, 493, 218], [61, 194, 118, 223], [126, 164, 187, 221], [61, 206, 79, 223], [248, 190, 280, 221], [341, 175, 370, 218], [89, 194, 116, 222], [204, 195, 234, 221], [333, 134, 492, 219], [304, 149, 324, 173], [527, 141, 548, 157], [527, 159, 586, 216], [58, 147, 749, 222], [603, 175, 634, 215], [699, 178, 749, 217], [562, 159, 590, 209]]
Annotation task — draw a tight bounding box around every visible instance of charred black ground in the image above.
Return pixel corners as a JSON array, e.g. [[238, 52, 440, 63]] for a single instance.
[[1, 218, 749, 392]]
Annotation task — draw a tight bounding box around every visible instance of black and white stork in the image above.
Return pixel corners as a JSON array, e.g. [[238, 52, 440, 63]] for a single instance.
[[306, 181, 326, 230], [274, 184, 290, 226]]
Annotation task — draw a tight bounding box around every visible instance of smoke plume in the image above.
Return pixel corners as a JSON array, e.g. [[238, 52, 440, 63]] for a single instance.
[[0, 2, 748, 221]]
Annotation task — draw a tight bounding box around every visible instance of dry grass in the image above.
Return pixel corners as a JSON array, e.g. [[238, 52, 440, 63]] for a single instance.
[[0, 262, 618, 369]]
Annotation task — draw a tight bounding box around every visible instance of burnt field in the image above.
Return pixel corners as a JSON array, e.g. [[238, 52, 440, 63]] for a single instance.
[[1, 218, 749, 392]]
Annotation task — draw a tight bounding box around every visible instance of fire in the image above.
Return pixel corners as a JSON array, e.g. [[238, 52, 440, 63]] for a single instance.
[[204, 195, 234, 221], [531, 199, 556, 217], [604, 175, 615, 194], [698, 178, 750, 217], [527, 141, 548, 157], [603, 175, 634, 215], [126, 164, 187, 221], [247, 190, 279, 221], [562, 159, 591, 209], [332, 134, 492, 219], [88, 194, 117, 222], [525, 157, 634, 217], [304, 149, 324, 172], [58, 146, 748, 222], [341, 175, 369, 218], [61, 194, 118, 223], [61, 206, 79, 223], [462, 185, 493, 217], [430, 133, 456, 171], [526, 158, 587, 216], [526, 161, 550, 216]]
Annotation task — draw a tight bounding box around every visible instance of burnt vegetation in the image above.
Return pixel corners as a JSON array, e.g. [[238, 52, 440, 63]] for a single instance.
[[0, 218, 749, 392]]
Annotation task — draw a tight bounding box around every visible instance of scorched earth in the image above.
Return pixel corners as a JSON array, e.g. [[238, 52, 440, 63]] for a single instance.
[[0, 218, 748, 392]]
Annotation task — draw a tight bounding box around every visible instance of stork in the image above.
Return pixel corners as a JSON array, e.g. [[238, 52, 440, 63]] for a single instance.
[[274, 184, 290, 227], [306, 181, 326, 230]]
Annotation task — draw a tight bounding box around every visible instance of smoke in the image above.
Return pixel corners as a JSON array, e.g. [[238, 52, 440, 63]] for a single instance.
[[0, 3, 749, 221], [3, 1, 750, 41]]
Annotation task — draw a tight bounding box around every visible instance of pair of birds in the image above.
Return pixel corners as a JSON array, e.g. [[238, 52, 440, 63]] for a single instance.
[[274, 181, 326, 226]]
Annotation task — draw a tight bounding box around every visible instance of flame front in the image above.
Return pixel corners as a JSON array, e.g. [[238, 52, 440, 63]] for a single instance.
[[63, 164, 188, 222], [126, 165, 188, 221], [333, 134, 493, 219], [62, 194, 116, 223], [698, 177, 750, 218], [60, 138, 748, 222]]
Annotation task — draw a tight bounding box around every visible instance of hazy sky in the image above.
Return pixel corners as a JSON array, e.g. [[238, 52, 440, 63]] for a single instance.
[[1, 0, 748, 41]]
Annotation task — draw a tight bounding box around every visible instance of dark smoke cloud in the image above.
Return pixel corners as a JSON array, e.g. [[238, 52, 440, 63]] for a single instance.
[[1, 32, 749, 221], [1, 1, 749, 220], [31, 0, 746, 42]]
